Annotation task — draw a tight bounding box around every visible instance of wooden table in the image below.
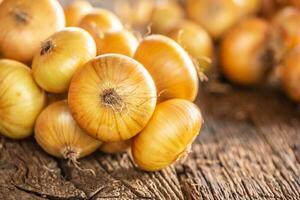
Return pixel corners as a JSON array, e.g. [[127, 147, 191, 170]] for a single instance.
[[0, 85, 299, 200]]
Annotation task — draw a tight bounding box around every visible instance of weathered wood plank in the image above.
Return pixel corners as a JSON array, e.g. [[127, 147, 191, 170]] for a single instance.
[[0, 86, 299, 200]]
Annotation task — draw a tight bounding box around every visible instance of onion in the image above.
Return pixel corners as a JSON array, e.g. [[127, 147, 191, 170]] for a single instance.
[[0, 59, 46, 139], [220, 17, 272, 86], [68, 54, 157, 142], [186, 0, 239, 38], [64, 0, 93, 27], [32, 27, 96, 93], [95, 30, 138, 57], [35, 100, 101, 160], [0, 0, 65, 63], [134, 34, 199, 102], [132, 99, 203, 171], [151, 1, 184, 34]]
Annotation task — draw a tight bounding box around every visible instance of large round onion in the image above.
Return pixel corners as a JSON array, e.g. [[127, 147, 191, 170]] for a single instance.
[[0, 0, 65, 63]]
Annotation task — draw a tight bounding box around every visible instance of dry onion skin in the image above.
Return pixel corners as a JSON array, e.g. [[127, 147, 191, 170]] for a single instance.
[[134, 34, 199, 102], [64, 0, 93, 27], [132, 99, 203, 171], [99, 140, 132, 154], [79, 8, 123, 41], [220, 17, 272, 86], [280, 46, 300, 102], [0, 59, 46, 139], [35, 100, 101, 160], [95, 30, 138, 57], [32, 27, 96, 93], [68, 54, 157, 142], [0, 0, 65, 63], [169, 20, 214, 64], [186, 0, 238, 38], [151, 1, 184, 34]]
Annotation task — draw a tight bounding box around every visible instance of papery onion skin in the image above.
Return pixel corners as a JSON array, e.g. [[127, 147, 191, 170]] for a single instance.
[[35, 100, 101, 159], [79, 8, 123, 41], [186, 0, 238, 38], [0, 59, 46, 139], [68, 54, 157, 142], [151, 1, 184, 34], [100, 140, 131, 154], [0, 0, 65, 63], [64, 0, 93, 27], [132, 99, 202, 171], [32, 27, 96, 93], [280, 46, 300, 102], [95, 30, 138, 57], [220, 17, 271, 86], [169, 20, 214, 61], [134, 34, 199, 102]]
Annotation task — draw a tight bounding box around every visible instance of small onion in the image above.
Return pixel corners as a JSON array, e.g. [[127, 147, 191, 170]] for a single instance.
[[68, 54, 157, 142], [134, 34, 199, 102], [0, 0, 65, 63], [35, 100, 101, 160], [186, 0, 238, 38], [151, 1, 184, 34], [99, 140, 131, 154], [0, 59, 46, 139], [32, 27, 96, 93], [64, 0, 93, 27], [132, 99, 203, 171], [95, 30, 138, 57], [169, 20, 214, 65], [280, 46, 300, 102], [220, 17, 272, 86], [79, 8, 123, 41]]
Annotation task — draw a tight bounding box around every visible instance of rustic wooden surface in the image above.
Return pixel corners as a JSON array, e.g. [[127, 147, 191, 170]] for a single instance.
[[0, 84, 299, 200]]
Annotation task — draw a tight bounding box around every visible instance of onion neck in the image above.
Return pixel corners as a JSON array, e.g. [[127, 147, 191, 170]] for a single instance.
[[101, 88, 124, 111], [40, 40, 54, 56], [13, 10, 30, 24]]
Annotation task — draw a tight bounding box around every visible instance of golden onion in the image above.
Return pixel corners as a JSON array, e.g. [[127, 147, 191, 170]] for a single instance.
[[132, 99, 203, 171], [64, 0, 93, 27], [0, 0, 65, 63], [68, 54, 157, 142], [0, 59, 46, 139], [220, 17, 272, 86], [95, 30, 138, 57], [35, 100, 101, 160], [32, 27, 96, 93], [134, 34, 199, 102]]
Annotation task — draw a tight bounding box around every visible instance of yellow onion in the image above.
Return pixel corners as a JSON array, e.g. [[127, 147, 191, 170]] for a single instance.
[[64, 0, 93, 27], [32, 27, 96, 93], [151, 1, 184, 34], [272, 7, 300, 59], [220, 17, 272, 86], [186, 0, 238, 38], [79, 8, 123, 41], [0, 59, 46, 139], [114, 0, 154, 28], [68, 54, 157, 142], [95, 30, 138, 57], [169, 20, 214, 67], [279, 46, 300, 102], [99, 140, 131, 154], [35, 100, 101, 160], [132, 99, 203, 171], [0, 0, 65, 63], [134, 34, 198, 102]]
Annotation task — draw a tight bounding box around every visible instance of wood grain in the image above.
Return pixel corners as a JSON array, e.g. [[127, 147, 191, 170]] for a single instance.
[[0, 85, 299, 200]]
